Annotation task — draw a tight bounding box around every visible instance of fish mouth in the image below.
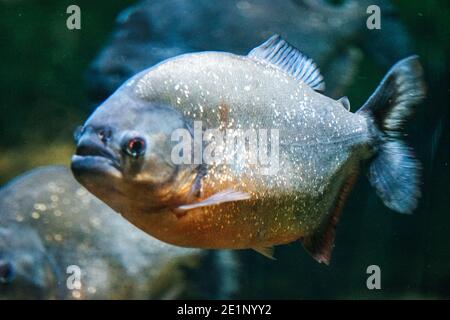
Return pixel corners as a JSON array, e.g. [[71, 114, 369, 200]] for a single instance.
[[71, 145, 122, 178]]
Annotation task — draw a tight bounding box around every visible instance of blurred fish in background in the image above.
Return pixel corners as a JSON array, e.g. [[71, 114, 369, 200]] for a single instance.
[[86, 0, 413, 103], [0, 166, 238, 299]]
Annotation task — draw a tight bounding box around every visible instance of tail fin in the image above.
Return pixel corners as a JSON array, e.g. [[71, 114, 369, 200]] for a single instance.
[[357, 56, 426, 214]]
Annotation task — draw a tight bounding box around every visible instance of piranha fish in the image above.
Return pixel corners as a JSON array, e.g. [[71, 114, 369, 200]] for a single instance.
[[72, 35, 426, 264]]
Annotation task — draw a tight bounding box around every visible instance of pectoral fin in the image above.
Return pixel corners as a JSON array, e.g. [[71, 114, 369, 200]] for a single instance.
[[176, 189, 251, 212], [253, 246, 276, 260]]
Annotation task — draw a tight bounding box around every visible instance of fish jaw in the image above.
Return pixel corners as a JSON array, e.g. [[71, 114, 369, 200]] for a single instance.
[[71, 154, 199, 218], [71, 124, 123, 180], [70, 153, 130, 215], [71, 154, 123, 179]]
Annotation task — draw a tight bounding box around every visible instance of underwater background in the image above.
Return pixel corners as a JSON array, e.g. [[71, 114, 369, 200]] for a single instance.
[[0, 0, 449, 299]]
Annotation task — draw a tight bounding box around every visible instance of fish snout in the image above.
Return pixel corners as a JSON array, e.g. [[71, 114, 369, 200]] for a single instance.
[[75, 135, 106, 157], [75, 126, 116, 159], [74, 125, 112, 145], [72, 125, 122, 174]]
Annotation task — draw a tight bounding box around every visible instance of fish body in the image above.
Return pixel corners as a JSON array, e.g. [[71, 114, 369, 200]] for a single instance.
[[114, 51, 368, 248], [72, 36, 425, 264]]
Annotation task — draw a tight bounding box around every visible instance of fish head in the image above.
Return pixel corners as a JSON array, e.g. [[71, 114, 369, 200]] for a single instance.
[[0, 224, 58, 299], [71, 90, 198, 214]]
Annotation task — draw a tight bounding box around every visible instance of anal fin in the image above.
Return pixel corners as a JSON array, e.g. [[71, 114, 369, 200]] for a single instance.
[[300, 173, 358, 265], [253, 246, 276, 260]]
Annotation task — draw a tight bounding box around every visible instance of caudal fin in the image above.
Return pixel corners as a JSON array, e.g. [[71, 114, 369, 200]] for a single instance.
[[357, 56, 426, 214]]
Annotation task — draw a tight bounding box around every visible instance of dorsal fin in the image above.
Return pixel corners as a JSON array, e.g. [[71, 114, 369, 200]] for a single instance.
[[248, 34, 325, 92]]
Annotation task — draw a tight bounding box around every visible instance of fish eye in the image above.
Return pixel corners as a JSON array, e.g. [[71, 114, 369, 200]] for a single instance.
[[124, 137, 146, 158], [0, 261, 15, 284]]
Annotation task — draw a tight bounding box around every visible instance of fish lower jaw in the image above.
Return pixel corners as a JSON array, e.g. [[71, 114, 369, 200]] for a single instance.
[[71, 155, 122, 179]]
